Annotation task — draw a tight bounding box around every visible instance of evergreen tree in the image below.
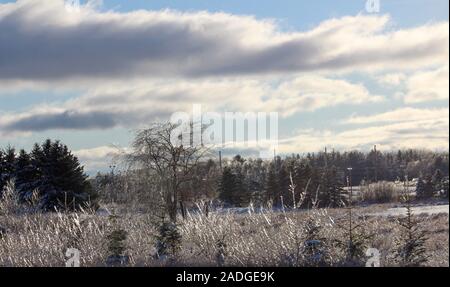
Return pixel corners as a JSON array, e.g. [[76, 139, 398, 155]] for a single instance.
[[432, 169, 444, 194], [328, 167, 347, 208], [302, 212, 329, 266], [218, 167, 238, 206], [14, 149, 38, 200], [293, 162, 320, 208], [308, 165, 322, 208], [0, 150, 5, 194], [233, 168, 250, 207], [0, 146, 16, 195], [441, 177, 449, 199], [105, 214, 129, 266], [293, 162, 309, 206], [22, 140, 95, 211], [394, 192, 428, 266], [318, 166, 347, 208], [265, 163, 279, 206], [217, 156, 252, 207], [415, 177, 425, 199], [155, 221, 182, 260], [277, 164, 291, 207], [244, 165, 265, 206], [416, 176, 434, 199]]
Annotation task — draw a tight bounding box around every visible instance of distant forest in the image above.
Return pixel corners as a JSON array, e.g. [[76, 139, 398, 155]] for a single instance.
[[1, 138, 449, 212], [94, 144, 449, 212], [211, 148, 449, 208]]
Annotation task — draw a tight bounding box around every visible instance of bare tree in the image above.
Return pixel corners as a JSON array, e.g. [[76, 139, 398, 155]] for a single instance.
[[127, 122, 210, 222]]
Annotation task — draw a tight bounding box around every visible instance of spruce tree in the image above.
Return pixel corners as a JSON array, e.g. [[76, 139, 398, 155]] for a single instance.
[[335, 188, 372, 266], [265, 164, 279, 207], [424, 175, 434, 198], [432, 169, 444, 195], [24, 140, 95, 211], [106, 214, 129, 266], [245, 175, 264, 207], [277, 165, 291, 207], [14, 149, 38, 200], [394, 188, 428, 266], [308, 165, 322, 208], [416, 176, 433, 199], [233, 168, 250, 207], [0, 147, 16, 195], [302, 212, 329, 266], [0, 150, 5, 195], [415, 177, 425, 199], [218, 167, 238, 206], [318, 166, 347, 208], [155, 221, 182, 261], [441, 177, 449, 199], [293, 162, 313, 208], [328, 167, 347, 208]]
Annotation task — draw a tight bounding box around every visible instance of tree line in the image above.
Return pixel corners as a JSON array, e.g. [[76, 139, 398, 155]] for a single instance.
[[1, 130, 449, 215], [95, 124, 449, 219], [216, 150, 449, 208]]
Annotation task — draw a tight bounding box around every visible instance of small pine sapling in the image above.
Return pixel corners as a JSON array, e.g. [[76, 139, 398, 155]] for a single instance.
[[335, 175, 373, 266], [394, 178, 428, 267], [302, 211, 329, 267], [105, 214, 129, 267], [155, 221, 182, 262]]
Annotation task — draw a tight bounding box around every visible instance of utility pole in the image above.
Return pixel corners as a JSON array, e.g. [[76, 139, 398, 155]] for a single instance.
[[374, 145, 378, 182], [347, 167, 353, 247], [274, 148, 277, 173], [347, 167, 353, 208], [219, 150, 223, 171]]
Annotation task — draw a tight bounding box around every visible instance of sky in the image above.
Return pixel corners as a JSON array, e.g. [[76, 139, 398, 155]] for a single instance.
[[0, 0, 449, 173]]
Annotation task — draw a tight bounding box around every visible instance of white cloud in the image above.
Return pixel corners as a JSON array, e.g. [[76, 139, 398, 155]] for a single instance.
[[404, 66, 449, 103], [376, 73, 407, 86], [262, 76, 383, 116], [343, 107, 449, 124], [304, 107, 450, 151], [0, 0, 447, 84], [281, 117, 449, 153], [0, 76, 382, 133], [74, 145, 126, 173]]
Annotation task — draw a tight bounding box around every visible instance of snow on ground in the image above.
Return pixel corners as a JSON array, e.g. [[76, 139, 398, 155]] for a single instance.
[[370, 204, 449, 217], [213, 203, 450, 218]]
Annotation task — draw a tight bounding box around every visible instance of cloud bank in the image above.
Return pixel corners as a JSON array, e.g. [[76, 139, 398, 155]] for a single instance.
[[0, 76, 383, 134], [0, 0, 448, 82]]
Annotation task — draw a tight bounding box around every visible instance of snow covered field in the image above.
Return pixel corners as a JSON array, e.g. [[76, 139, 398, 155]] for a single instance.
[[370, 204, 449, 217]]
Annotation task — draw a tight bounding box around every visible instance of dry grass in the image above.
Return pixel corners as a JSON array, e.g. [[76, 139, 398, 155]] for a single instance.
[[359, 181, 402, 203], [0, 185, 448, 267], [0, 209, 447, 267]]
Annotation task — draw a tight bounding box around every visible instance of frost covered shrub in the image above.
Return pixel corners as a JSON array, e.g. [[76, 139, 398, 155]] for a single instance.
[[155, 222, 182, 260], [105, 214, 129, 266], [0, 181, 20, 216], [360, 181, 401, 203]]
